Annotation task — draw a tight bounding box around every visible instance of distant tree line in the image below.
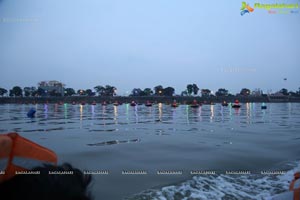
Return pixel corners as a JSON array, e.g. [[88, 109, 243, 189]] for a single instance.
[[1, 84, 300, 98], [130, 85, 175, 97]]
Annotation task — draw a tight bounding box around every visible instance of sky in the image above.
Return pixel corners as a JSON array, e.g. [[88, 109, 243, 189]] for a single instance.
[[0, 0, 299, 95]]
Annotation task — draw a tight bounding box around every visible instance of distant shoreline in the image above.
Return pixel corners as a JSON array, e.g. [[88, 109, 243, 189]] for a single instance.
[[1, 96, 300, 104]]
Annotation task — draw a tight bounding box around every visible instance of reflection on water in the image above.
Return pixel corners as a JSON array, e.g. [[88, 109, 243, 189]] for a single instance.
[[1, 103, 300, 127], [246, 102, 251, 124], [114, 105, 118, 124], [64, 103, 68, 119], [44, 104, 48, 119], [210, 104, 214, 122], [158, 103, 162, 122], [0, 103, 300, 199], [80, 104, 83, 120], [1, 102, 298, 141]]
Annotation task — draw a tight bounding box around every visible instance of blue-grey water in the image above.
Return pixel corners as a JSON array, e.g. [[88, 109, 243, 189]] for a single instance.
[[0, 103, 300, 200]]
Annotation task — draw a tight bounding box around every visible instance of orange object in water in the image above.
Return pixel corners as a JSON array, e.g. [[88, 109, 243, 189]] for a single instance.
[[0, 132, 57, 183], [289, 172, 300, 200], [270, 172, 300, 199], [290, 172, 300, 190]]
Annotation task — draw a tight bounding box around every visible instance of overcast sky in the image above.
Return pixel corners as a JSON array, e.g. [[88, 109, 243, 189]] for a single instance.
[[0, 0, 299, 95]]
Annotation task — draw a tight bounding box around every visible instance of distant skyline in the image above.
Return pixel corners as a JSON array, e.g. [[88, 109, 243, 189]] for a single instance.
[[1, 0, 299, 95]]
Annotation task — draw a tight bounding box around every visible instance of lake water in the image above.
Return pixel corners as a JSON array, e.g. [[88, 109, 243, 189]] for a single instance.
[[0, 103, 300, 200]]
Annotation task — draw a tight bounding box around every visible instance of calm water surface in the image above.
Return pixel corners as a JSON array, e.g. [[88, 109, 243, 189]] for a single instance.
[[0, 103, 300, 200]]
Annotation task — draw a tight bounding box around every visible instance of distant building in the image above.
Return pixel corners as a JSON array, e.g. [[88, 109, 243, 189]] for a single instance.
[[38, 80, 65, 96], [251, 88, 263, 96]]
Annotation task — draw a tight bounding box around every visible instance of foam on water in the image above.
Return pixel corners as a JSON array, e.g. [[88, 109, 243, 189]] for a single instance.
[[127, 161, 300, 200]]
